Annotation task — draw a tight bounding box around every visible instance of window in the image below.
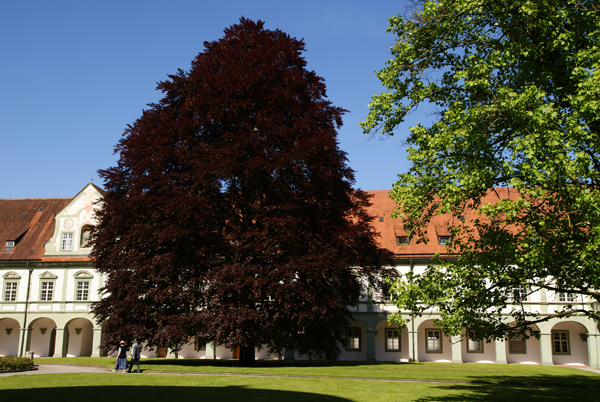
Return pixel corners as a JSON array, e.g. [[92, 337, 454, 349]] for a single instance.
[[508, 334, 526, 354], [426, 329, 442, 353], [552, 330, 570, 355], [512, 287, 528, 302], [396, 236, 410, 246], [3, 282, 17, 302], [378, 216, 384, 222], [558, 293, 575, 303], [346, 328, 361, 351], [194, 336, 207, 351], [76, 281, 90, 301], [40, 281, 54, 301], [439, 236, 451, 246], [61, 233, 73, 251], [4, 240, 15, 253], [385, 328, 400, 351], [466, 331, 483, 353]]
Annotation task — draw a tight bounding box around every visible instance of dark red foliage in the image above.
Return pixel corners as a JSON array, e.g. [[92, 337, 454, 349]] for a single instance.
[[91, 18, 392, 361]]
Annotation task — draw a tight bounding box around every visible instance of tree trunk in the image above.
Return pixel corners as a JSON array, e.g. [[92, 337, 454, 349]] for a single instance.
[[238, 344, 255, 366]]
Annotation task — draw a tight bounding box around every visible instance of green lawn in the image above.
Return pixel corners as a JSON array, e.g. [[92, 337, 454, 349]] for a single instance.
[[2, 359, 598, 401], [37, 357, 600, 387]]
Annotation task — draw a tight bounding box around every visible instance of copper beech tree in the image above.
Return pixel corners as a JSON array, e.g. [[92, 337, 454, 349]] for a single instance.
[[91, 18, 392, 364]]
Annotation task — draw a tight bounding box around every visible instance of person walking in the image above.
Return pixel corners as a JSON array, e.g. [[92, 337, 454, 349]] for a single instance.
[[127, 341, 142, 373], [112, 341, 128, 373]]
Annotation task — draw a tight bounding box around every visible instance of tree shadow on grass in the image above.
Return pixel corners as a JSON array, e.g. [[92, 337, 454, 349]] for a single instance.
[[0, 385, 349, 402], [414, 376, 600, 402]]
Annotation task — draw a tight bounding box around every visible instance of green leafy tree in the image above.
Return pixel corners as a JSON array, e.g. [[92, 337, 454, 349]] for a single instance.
[[362, 0, 600, 339]]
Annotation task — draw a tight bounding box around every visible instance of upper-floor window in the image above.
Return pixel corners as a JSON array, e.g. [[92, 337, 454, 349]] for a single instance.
[[2, 272, 20, 302], [3, 282, 17, 301], [76, 281, 90, 301], [558, 292, 575, 303], [61, 232, 74, 251], [512, 287, 529, 302], [40, 281, 54, 301]]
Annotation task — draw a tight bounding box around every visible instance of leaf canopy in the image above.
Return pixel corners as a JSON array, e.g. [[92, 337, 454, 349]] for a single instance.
[[362, 0, 600, 338], [92, 18, 392, 361]]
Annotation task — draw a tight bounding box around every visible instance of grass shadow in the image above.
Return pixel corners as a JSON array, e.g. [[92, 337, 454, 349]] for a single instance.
[[0, 385, 350, 402], [414, 379, 600, 401]]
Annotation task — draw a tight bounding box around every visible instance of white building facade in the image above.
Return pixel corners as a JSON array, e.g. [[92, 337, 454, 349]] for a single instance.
[[1, 185, 598, 367]]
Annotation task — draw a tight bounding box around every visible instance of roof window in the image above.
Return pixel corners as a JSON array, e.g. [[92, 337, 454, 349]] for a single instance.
[[4, 240, 15, 253], [439, 236, 452, 246]]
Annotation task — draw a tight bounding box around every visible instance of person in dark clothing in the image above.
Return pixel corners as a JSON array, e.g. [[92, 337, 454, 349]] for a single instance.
[[127, 341, 142, 373], [112, 341, 128, 372]]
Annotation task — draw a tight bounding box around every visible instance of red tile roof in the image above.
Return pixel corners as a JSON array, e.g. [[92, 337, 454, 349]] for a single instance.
[[0, 188, 515, 262], [0, 198, 71, 261], [364, 189, 518, 257]]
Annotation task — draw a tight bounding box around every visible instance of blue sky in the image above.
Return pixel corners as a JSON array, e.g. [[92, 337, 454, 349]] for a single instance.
[[1, 0, 428, 198]]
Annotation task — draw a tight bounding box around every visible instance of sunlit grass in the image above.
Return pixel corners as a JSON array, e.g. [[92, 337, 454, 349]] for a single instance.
[[35, 357, 600, 388], [0, 372, 598, 402]]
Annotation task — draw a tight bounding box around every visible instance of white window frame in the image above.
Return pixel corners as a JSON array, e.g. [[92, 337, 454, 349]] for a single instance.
[[3, 281, 18, 302], [438, 236, 452, 246], [385, 328, 400, 352], [39, 280, 55, 302], [512, 287, 529, 302], [552, 330, 570, 355], [558, 292, 575, 303], [396, 236, 410, 246], [426, 329, 442, 353], [61, 232, 74, 251], [346, 328, 361, 351], [76, 281, 90, 301], [4, 240, 15, 253]]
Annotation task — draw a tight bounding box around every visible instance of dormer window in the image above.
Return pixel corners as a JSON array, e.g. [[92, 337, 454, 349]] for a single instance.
[[4, 240, 15, 253], [396, 236, 410, 246], [61, 233, 74, 251], [439, 236, 452, 246]]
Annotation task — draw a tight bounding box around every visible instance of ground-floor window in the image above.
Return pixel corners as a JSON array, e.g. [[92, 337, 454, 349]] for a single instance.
[[466, 331, 483, 353], [426, 329, 442, 353], [385, 328, 400, 351], [552, 330, 570, 355], [346, 328, 361, 351], [508, 334, 527, 354], [194, 336, 206, 351]]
